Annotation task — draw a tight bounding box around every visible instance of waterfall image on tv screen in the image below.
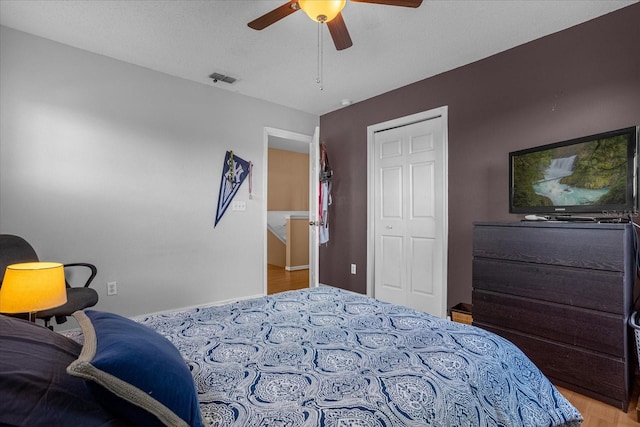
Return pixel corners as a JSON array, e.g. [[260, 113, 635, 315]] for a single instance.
[[511, 135, 629, 210]]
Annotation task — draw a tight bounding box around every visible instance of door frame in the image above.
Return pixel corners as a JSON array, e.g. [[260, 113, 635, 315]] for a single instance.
[[263, 126, 318, 295], [366, 106, 449, 308]]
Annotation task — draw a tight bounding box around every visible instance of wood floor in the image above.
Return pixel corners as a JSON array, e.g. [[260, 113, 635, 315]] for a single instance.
[[266, 264, 640, 425], [266, 264, 309, 294], [557, 384, 639, 426]]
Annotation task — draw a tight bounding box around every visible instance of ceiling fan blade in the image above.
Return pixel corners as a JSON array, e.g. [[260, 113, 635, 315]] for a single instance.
[[248, 1, 299, 30], [350, 0, 423, 7], [327, 13, 353, 51]]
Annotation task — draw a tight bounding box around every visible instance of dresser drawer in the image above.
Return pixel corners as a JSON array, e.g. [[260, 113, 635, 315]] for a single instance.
[[472, 258, 625, 313], [476, 323, 630, 410], [473, 224, 626, 271], [473, 291, 625, 357]]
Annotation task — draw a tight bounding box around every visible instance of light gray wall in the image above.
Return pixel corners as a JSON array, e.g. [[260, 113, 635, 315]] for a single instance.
[[0, 26, 318, 325]]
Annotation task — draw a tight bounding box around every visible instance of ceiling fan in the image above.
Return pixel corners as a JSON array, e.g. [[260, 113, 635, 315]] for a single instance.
[[248, 0, 423, 51]]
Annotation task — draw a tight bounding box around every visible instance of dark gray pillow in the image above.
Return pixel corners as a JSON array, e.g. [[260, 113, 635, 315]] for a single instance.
[[0, 314, 128, 427]]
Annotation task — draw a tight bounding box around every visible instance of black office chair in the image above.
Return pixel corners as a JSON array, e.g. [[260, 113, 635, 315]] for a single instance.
[[0, 234, 98, 328]]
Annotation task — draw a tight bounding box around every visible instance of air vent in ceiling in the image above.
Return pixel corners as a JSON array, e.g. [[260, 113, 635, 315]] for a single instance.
[[209, 72, 236, 84]]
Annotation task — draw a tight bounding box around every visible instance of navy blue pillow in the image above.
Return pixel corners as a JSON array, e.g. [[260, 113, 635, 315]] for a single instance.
[[0, 315, 128, 427], [67, 310, 204, 427]]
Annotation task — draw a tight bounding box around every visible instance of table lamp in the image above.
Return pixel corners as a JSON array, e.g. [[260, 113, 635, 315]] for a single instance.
[[0, 262, 67, 323]]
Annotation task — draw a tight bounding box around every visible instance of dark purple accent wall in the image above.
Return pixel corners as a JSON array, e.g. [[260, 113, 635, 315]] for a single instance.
[[318, 4, 640, 307]]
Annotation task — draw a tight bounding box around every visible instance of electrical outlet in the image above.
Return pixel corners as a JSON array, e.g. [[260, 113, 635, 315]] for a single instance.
[[350, 264, 356, 275], [107, 281, 117, 296]]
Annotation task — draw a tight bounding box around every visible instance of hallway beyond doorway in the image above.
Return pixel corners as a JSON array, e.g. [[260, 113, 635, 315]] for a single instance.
[[267, 264, 309, 294]]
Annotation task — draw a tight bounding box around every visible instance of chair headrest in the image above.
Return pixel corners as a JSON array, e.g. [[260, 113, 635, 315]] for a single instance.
[[0, 235, 39, 283]]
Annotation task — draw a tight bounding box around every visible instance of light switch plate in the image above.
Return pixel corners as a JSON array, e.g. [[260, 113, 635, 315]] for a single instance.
[[232, 201, 246, 211]]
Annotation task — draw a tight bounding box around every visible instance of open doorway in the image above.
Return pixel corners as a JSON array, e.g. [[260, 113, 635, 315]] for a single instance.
[[264, 128, 315, 294]]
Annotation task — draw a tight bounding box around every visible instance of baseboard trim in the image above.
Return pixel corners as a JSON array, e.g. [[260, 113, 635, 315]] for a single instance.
[[130, 293, 265, 320]]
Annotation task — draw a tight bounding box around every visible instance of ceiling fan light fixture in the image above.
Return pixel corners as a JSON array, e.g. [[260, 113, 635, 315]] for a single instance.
[[298, 0, 346, 23]]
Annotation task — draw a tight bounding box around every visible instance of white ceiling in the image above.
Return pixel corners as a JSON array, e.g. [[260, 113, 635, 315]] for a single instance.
[[0, 0, 636, 116]]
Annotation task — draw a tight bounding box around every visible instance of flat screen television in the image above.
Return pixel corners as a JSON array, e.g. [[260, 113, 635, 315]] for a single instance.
[[509, 126, 638, 215]]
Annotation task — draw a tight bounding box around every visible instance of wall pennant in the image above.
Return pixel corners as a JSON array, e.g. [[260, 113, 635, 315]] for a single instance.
[[214, 151, 251, 227]]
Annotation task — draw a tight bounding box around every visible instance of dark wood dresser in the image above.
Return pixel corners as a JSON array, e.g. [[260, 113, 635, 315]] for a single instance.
[[472, 221, 636, 410]]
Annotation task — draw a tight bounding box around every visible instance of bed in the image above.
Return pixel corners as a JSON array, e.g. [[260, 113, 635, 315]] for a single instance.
[[1, 287, 582, 426]]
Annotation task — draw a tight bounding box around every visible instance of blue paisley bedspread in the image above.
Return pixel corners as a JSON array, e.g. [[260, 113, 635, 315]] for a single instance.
[[134, 287, 582, 427]]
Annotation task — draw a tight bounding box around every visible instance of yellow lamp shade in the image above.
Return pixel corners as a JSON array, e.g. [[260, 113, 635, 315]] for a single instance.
[[298, 0, 346, 23], [0, 262, 67, 314]]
